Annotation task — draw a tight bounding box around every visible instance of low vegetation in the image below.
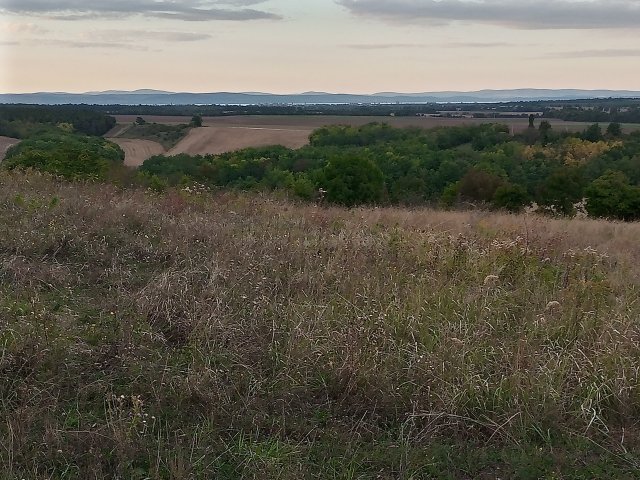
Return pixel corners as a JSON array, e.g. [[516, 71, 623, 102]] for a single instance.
[[3, 132, 124, 179], [117, 118, 194, 150], [2, 169, 640, 478]]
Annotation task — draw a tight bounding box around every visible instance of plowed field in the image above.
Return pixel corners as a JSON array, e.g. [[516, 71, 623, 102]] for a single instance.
[[167, 126, 312, 156], [108, 139, 165, 167]]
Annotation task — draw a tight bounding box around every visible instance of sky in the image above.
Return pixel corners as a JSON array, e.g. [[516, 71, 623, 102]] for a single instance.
[[1, 0, 639, 93]]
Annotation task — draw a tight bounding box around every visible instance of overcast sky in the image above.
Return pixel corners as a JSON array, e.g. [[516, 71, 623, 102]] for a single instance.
[[1, 0, 639, 93]]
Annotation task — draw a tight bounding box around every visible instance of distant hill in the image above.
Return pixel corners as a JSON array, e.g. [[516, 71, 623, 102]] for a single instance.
[[1, 89, 639, 105]]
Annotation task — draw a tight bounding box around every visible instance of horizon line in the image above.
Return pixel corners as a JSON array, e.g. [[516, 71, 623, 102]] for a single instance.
[[2, 87, 640, 96]]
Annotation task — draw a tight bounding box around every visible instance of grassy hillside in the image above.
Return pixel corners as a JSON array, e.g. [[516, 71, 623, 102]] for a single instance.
[[1, 170, 640, 478]]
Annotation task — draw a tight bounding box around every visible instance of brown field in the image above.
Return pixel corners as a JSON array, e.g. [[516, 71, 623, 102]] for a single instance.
[[110, 115, 640, 163], [167, 126, 313, 156], [108, 138, 165, 167], [0, 136, 20, 162], [115, 114, 640, 135]]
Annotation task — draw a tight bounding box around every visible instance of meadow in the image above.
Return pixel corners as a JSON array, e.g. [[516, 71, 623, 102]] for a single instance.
[[1, 169, 640, 478]]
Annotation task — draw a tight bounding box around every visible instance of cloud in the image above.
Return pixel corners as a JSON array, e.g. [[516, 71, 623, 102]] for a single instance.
[[344, 41, 515, 50], [49, 39, 151, 50], [4, 38, 152, 50], [337, 0, 640, 29], [443, 41, 513, 48], [1, 22, 49, 34], [345, 43, 426, 49], [550, 48, 640, 58], [0, 0, 281, 22], [90, 30, 213, 42]]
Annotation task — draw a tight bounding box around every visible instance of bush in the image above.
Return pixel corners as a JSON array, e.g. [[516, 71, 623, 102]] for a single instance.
[[458, 168, 505, 203], [319, 155, 384, 206], [585, 170, 640, 220], [492, 184, 530, 212], [3, 132, 124, 179]]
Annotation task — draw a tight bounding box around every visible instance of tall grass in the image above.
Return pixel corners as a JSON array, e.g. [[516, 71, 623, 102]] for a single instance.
[[1, 170, 639, 479]]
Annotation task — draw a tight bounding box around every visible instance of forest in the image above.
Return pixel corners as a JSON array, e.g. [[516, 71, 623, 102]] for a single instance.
[[0, 105, 116, 138], [3, 104, 640, 220], [139, 121, 640, 220]]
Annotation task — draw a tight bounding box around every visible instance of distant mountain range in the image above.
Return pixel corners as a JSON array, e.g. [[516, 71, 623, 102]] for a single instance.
[[1, 89, 639, 105]]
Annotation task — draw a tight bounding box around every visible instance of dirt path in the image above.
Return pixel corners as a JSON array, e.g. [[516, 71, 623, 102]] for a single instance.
[[108, 139, 165, 167], [0, 136, 20, 162], [167, 126, 312, 156], [104, 124, 132, 138]]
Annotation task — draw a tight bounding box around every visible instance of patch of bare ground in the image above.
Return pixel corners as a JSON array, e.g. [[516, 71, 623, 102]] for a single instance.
[[0, 136, 20, 162], [167, 126, 313, 155], [108, 138, 165, 167]]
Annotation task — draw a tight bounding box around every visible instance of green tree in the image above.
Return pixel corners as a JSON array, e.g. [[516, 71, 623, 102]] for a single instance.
[[319, 155, 384, 206], [585, 170, 640, 220], [606, 122, 622, 138], [492, 184, 530, 212], [538, 120, 553, 144], [537, 167, 585, 215], [582, 123, 603, 142], [191, 115, 203, 128], [457, 168, 505, 204]]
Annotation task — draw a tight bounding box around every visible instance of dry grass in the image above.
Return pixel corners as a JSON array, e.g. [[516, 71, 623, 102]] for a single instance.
[[1, 170, 640, 478]]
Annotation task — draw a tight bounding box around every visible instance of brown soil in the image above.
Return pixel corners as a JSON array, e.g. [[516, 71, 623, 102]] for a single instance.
[[167, 126, 312, 156], [108, 139, 165, 167], [0, 136, 20, 162]]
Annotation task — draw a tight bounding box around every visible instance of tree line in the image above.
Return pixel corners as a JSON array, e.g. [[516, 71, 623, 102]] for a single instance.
[[0, 105, 116, 138], [4, 117, 640, 220], [139, 121, 640, 219]]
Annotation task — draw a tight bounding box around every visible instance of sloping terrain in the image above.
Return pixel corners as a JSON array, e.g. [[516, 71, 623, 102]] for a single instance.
[[108, 138, 165, 167], [167, 126, 312, 156], [0, 136, 20, 162], [2, 170, 640, 478]]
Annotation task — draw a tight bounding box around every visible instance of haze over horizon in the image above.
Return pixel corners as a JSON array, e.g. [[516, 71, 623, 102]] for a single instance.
[[1, 0, 639, 94]]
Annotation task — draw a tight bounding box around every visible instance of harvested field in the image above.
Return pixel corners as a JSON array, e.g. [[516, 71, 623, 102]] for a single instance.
[[111, 115, 640, 163], [0, 136, 20, 162], [108, 138, 165, 167], [167, 126, 312, 156], [114, 114, 640, 135]]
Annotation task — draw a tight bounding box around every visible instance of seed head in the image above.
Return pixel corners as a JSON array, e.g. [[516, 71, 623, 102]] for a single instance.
[[546, 301, 561, 311], [484, 275, 499, 286]]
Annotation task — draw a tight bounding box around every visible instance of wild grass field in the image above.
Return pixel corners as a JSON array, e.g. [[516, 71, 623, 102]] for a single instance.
[[1, 170, 640, 479]]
